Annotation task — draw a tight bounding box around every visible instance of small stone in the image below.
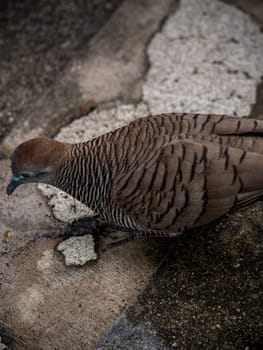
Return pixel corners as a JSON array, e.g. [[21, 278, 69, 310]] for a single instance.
[[57, 235, 97, 266], [4, 231, 13, 240]]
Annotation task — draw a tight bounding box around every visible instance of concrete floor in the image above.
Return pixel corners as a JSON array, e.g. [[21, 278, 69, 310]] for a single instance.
[[0, 0, 263, 349]]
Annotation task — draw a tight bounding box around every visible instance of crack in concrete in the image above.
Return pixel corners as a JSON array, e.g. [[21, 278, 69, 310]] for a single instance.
[[222, 0, 263, 30], [251, 77, 263, 119]]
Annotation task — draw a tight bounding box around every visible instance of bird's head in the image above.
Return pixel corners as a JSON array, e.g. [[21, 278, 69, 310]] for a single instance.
[[7, 137, 67, 195]]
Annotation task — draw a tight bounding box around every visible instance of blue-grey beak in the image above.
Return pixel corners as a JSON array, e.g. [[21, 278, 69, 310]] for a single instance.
[[7, 176, 22, 195]]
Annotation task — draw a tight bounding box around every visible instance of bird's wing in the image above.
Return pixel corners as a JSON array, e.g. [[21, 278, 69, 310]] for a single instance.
[[207, 115, 263, 135], [112, 138, 263, 233]]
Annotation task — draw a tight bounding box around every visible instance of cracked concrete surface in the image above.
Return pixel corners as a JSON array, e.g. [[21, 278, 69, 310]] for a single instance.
[[0, 0, 263, 349]]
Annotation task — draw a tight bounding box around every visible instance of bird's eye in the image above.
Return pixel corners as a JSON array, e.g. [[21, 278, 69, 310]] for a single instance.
[[20, 172, 31, 178]]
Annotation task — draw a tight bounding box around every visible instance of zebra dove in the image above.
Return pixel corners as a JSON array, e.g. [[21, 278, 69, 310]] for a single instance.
[[7, 113, 263, 244]]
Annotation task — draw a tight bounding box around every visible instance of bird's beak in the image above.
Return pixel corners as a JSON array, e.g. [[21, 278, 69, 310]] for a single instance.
[[6, 176, 22, 195]]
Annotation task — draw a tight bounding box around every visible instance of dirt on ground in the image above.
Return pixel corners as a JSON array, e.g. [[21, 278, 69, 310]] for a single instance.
[[0, 0, 123, 143]]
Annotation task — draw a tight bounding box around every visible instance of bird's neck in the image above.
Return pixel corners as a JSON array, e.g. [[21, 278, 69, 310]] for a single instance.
[[54, 140, 112, 213]]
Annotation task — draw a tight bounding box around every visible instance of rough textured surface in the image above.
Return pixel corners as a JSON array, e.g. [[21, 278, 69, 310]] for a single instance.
[[71, 0, 176, 103], [127, 203, 263, 349], [38, 183, 93, 223], [57, 103, 149, 142], [223, 0, 263, 28], [0, 238, 159, 350], [57, 235, 97, 265], [0, 0, 123, 142], [1, 0, 174, 154], [144, 0, 263, 115], [96, 318, 166, 350]]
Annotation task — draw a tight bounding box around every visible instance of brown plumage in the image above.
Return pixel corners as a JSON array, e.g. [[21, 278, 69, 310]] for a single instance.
[[7, 113, 263, 241]]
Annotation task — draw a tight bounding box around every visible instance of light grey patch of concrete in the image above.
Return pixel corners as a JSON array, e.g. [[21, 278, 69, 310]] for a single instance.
[[57, 235, 97, 265], [36, 249, 54, 273], [96, 317, 166, 350], [143, 0, 263, 115], [17, 286, 45, 325], [38, 103, 149, 224], [57, 102, 149, 142], [38, 184, 93, 223], [0, 337, 7, 350]]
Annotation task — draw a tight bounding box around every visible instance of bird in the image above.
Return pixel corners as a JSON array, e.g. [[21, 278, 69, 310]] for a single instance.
[[6, 113, 263, 246]]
